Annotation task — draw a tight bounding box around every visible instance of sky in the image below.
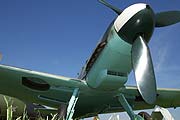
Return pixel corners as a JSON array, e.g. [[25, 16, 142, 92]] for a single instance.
[[0, 0, 179, 119]]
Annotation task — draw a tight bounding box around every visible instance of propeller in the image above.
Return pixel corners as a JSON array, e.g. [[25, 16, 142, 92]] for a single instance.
[[98, 0, 122, 14], [132, 36, 156, 104], [155, 11, 180, 27], [99, 0, 180, 104]]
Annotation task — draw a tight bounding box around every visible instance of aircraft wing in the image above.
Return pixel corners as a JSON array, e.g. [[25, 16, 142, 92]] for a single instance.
[[0, 64, 88, 108], [0, 64, 179, 119], [119, 86, 180, 111]]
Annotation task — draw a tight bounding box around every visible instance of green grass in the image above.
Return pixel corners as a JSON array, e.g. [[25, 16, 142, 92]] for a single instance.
[[3, 96, 60, 120]]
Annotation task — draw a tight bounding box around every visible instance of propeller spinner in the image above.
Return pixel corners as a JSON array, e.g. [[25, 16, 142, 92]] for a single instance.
[[99, 0, 180, 104]]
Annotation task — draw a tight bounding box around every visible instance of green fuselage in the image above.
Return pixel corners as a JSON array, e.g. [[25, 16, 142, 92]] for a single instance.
[[86, 25, 132, 90]]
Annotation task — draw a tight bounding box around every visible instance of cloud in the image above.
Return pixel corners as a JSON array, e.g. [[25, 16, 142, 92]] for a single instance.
[[154, 44, 168, 74]]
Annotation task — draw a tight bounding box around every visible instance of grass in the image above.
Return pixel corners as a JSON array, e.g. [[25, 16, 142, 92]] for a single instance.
[[3, 96, 60, 120]]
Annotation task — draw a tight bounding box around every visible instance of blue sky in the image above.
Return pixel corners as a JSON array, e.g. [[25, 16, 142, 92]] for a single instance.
[[0, 0, 179, 119]]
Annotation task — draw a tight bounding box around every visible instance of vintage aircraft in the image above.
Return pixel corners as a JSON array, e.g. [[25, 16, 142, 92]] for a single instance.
[[0, 0, 180, 120]]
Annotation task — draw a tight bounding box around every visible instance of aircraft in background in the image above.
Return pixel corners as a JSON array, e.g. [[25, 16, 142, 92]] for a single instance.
[[0, 0, 180, 120]]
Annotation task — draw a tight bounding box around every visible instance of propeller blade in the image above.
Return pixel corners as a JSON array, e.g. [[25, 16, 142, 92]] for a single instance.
[[98, 0, 122, 14], [155, 11, 180, 27], [132, 36, 157, 104]]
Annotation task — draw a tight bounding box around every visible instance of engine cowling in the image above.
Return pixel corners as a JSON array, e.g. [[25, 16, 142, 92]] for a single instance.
[[88, 69, 127, 90]]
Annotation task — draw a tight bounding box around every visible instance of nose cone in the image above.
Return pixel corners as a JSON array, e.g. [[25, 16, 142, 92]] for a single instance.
[[114, 3, 147, 32], [114, 3, 155, 44]]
